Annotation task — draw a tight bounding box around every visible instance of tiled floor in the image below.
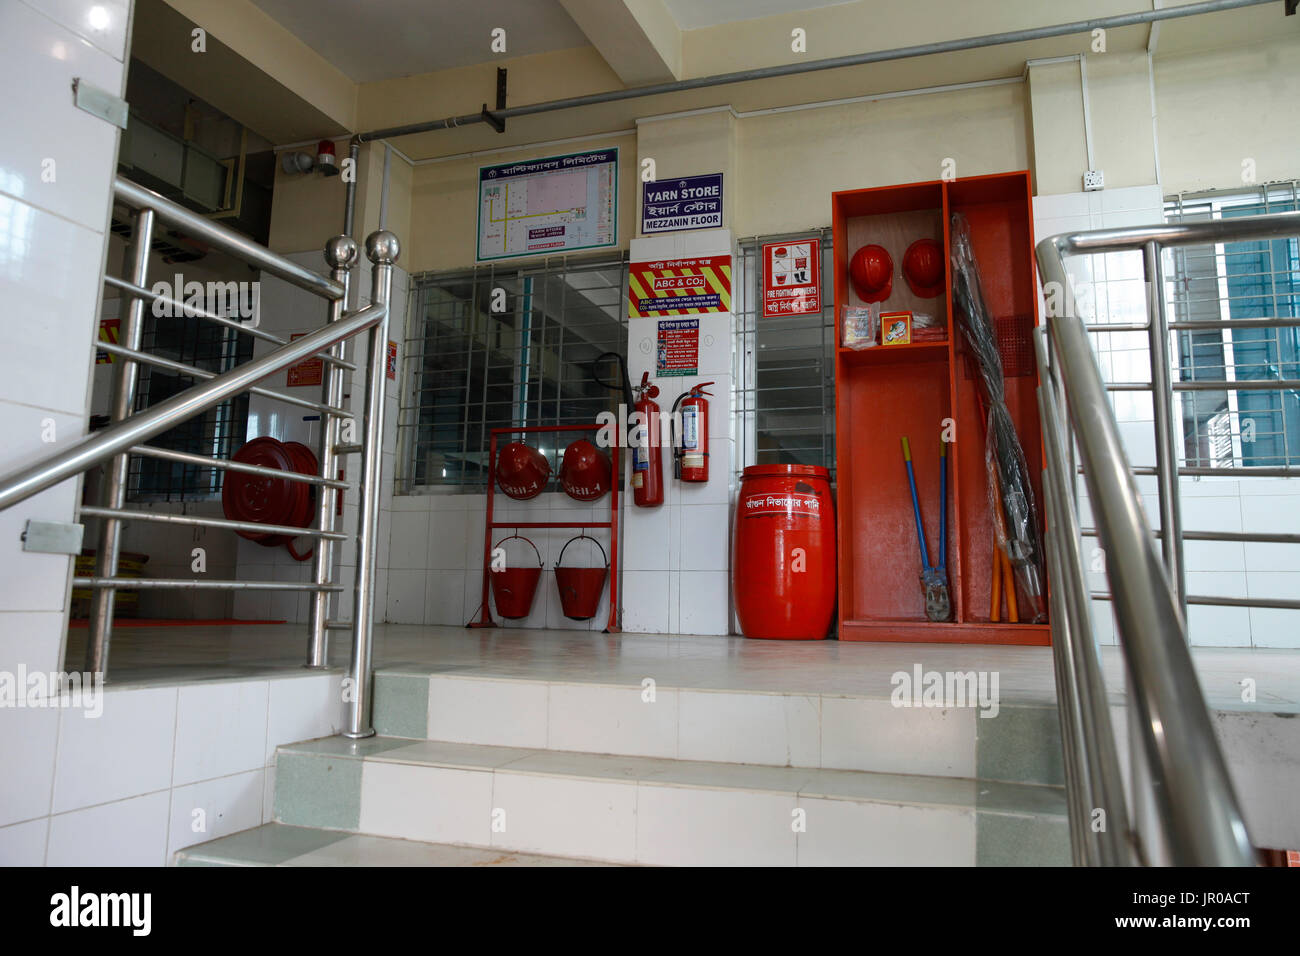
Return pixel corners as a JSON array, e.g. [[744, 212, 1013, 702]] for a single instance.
[[65, 623, 1300, 712]]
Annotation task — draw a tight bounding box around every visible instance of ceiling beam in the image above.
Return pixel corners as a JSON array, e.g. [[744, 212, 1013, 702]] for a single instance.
[[559, 0, 682, 85]]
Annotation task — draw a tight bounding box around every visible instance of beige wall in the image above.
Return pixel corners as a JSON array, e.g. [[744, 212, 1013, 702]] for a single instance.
[[1156, 38, 1300, 194]]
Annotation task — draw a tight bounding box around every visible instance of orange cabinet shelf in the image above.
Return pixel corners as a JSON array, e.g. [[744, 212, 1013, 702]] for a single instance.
[[832, 171, 1049, 646]]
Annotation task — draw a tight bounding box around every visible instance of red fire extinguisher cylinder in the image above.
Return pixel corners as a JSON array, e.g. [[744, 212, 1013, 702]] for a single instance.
[[631, 372, 664, 507], [677, 382, 713, 483]]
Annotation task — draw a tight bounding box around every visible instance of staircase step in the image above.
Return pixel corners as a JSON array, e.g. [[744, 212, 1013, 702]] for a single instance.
[[271, 736, 1069, 866], [371, 668, 1064, 787], [175, 824, 616, 866]]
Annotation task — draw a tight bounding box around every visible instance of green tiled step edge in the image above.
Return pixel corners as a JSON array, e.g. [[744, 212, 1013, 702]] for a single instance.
[[175, 824, 615, 867], [272, 736, 1070, 866], [371, 670, 1066, 787]]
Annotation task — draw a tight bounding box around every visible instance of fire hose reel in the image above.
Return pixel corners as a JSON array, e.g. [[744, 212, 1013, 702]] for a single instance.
[[221, 436, 319, 561]]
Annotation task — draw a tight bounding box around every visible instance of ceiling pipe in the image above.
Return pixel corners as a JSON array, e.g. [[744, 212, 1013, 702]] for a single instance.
[[356, 0, 1275, 143]]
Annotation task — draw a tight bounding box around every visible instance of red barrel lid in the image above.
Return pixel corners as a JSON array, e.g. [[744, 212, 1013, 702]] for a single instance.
[[741, 464, 830, 479]]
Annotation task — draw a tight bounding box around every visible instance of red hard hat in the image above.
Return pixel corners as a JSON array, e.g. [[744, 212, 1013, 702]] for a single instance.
[[497, 442, 550, 500], [559, 439, 611, 501], [903, 238, 945, 298], [849, 244, 893, 303]]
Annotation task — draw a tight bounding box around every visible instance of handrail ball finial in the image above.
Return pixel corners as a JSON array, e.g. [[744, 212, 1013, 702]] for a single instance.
[[324, 235, 359, 271], [365, 230, 401, 265]]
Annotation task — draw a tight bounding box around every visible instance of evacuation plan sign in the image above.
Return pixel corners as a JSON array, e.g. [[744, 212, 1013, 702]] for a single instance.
[[641, 173, 723, 234], [628, 255, 732, 318], [476, 148, 618, 261], [761, 239, 821, 317]]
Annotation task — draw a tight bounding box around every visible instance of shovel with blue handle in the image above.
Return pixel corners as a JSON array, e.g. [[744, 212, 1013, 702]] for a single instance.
[[901, 436, 952, 622]]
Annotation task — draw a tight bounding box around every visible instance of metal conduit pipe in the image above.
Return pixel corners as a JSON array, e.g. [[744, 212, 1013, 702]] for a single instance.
[[356, 0, 1273, 142]]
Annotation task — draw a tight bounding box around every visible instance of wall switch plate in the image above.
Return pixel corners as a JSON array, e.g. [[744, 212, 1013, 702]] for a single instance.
[[1083, 169, 1105, 191]]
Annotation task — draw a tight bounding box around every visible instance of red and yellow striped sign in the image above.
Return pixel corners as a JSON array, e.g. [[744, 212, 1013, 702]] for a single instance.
[[96, 318, 120, 364], [627, 255, 731, 318]]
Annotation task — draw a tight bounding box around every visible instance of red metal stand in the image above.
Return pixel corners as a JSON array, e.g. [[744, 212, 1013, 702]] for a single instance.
[[468, 424, 621, 632]]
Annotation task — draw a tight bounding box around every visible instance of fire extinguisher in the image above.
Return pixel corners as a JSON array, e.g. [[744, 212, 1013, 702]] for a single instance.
[[631, 372, 664, 506], [673, 381, 713, 483]]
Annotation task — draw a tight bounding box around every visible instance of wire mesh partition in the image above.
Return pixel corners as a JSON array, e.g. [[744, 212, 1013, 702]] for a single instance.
[[733, 230, 836, 482], [399, 254, 630, 493]]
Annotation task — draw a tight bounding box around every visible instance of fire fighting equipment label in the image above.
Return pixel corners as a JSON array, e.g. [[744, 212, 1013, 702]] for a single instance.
[[656, 319, 699, 376], [641, 173, 723, 234], [741, 491, 824, 517], [628, 256, 732, 318], [387, 340, 398, 380], [476, 148, 618, 261], [762, 239, 821, 318]]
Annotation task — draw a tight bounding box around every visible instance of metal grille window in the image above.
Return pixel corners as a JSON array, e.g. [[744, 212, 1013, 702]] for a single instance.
[[399, 254, 630, 491], [734, 230, 836, 480], [128, 312, 252, 501], [1166, 182, 1300, 468]]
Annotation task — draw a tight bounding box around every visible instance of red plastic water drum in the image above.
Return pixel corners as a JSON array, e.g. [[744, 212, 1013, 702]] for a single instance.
[[732, 464, 836, 640]]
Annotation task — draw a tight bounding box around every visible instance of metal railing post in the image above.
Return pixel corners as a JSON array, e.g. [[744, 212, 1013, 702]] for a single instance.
[[307, 236, 358, 668], [86, 207, 154, 674], [1143, 241, 1188, 617], [343, 230, 399, 738]]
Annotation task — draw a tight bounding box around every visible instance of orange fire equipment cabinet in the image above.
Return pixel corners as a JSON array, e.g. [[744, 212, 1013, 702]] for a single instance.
[[832, 171, 1049, 645]]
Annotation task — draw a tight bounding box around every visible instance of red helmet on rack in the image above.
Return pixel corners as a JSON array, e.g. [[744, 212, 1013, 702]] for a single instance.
[[559, 439, 611, 501], [849, 244, 893, 303], [496, 441, 550, 500], [903, 238, 945, 298]]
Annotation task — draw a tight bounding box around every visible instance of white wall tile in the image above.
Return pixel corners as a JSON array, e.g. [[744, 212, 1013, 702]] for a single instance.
[[0, 706, 59, 827], [264, 673, 343, 764], [636, 782, 796, 866], [549, 683, 678, 758], [0, 817, 48, 865], [25, 0, 132, 61], [797, 797, 975, 866], [622, 571, 670, 633], [385, 568, 426, 624], [167, 769, 265, 857], [678, 690, 819, 766], [52, 686, 177, 813], [359, 761, 492, 846], [0, 611, 65, 678], [172, 681, 269, 786], [46, 790, 170, 867], [427, 676, 548, 748], [425, 570, 465, 625], [491, 772, 636, 862], [678, 569, 730, 635], [0, 2, 124, 231]]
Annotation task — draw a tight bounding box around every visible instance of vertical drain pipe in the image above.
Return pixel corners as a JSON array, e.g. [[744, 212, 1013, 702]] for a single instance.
[[343, 229, 399, 738]]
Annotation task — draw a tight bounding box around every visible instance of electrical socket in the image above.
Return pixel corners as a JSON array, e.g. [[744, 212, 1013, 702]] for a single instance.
[[1083, 169, 1105, 191]]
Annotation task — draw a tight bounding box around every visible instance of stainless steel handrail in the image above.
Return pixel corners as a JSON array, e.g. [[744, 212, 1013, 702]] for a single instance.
[[0, 176, 400, 738], [1032, 211, 1300, 866]]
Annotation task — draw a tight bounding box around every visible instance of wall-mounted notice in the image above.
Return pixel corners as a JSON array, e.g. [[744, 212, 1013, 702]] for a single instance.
[[477, 148, 618, 261], [641, 173, 723, 234], [387, 341, 398, 381], [286, 333, 323, 387], [761, 239, 821, 318], [656, 319, 700, 377], [628, 255, 732, 318], [96, 318, 119, 364]]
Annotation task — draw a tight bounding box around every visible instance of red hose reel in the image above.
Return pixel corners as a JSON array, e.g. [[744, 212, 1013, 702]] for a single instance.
[[221, 437, 319, 561]]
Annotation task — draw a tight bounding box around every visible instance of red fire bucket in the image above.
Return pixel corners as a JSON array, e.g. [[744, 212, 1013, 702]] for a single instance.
[[489, 534, 543, 620], [554, 534, 608, 621]]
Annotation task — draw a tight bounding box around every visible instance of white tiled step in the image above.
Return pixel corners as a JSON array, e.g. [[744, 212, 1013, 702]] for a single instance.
[[272, 737, 1069, 866], [373, 670, 1063, 786], [175, 824, 616, 867]]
